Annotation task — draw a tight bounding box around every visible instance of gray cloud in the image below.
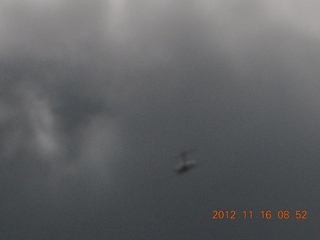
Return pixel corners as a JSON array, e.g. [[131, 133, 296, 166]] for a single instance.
[[1, 0, 320, 239]]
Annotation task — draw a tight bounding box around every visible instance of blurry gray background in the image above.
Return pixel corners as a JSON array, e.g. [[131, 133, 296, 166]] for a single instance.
[[1, 0, 320, 239]]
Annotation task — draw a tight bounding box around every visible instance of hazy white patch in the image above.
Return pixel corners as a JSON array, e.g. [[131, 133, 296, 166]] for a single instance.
[[79, 116, 122, 172], [18, 84, 61, 159], [264, 0, 320, 39], [48, 115, 122, 190], [104, 0, 130, 46], [0, 0, 103, 59]]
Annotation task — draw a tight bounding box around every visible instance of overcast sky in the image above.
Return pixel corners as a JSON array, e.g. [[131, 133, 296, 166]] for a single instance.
[[1, 0, 320, 239]]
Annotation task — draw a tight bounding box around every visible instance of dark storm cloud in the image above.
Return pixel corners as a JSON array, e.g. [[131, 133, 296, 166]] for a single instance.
[[1, 0, 320, 239], [0, 1, 120, 237]]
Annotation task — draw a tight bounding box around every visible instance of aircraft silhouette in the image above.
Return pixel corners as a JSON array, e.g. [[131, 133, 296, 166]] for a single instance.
[[173, 149, 197, 174]]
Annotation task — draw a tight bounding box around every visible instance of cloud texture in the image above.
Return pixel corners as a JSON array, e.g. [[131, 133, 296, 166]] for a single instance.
[[1, 0, 320, 239]]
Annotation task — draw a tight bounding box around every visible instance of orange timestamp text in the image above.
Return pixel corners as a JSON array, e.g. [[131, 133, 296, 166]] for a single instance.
[[211, 210, 307, 220]]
